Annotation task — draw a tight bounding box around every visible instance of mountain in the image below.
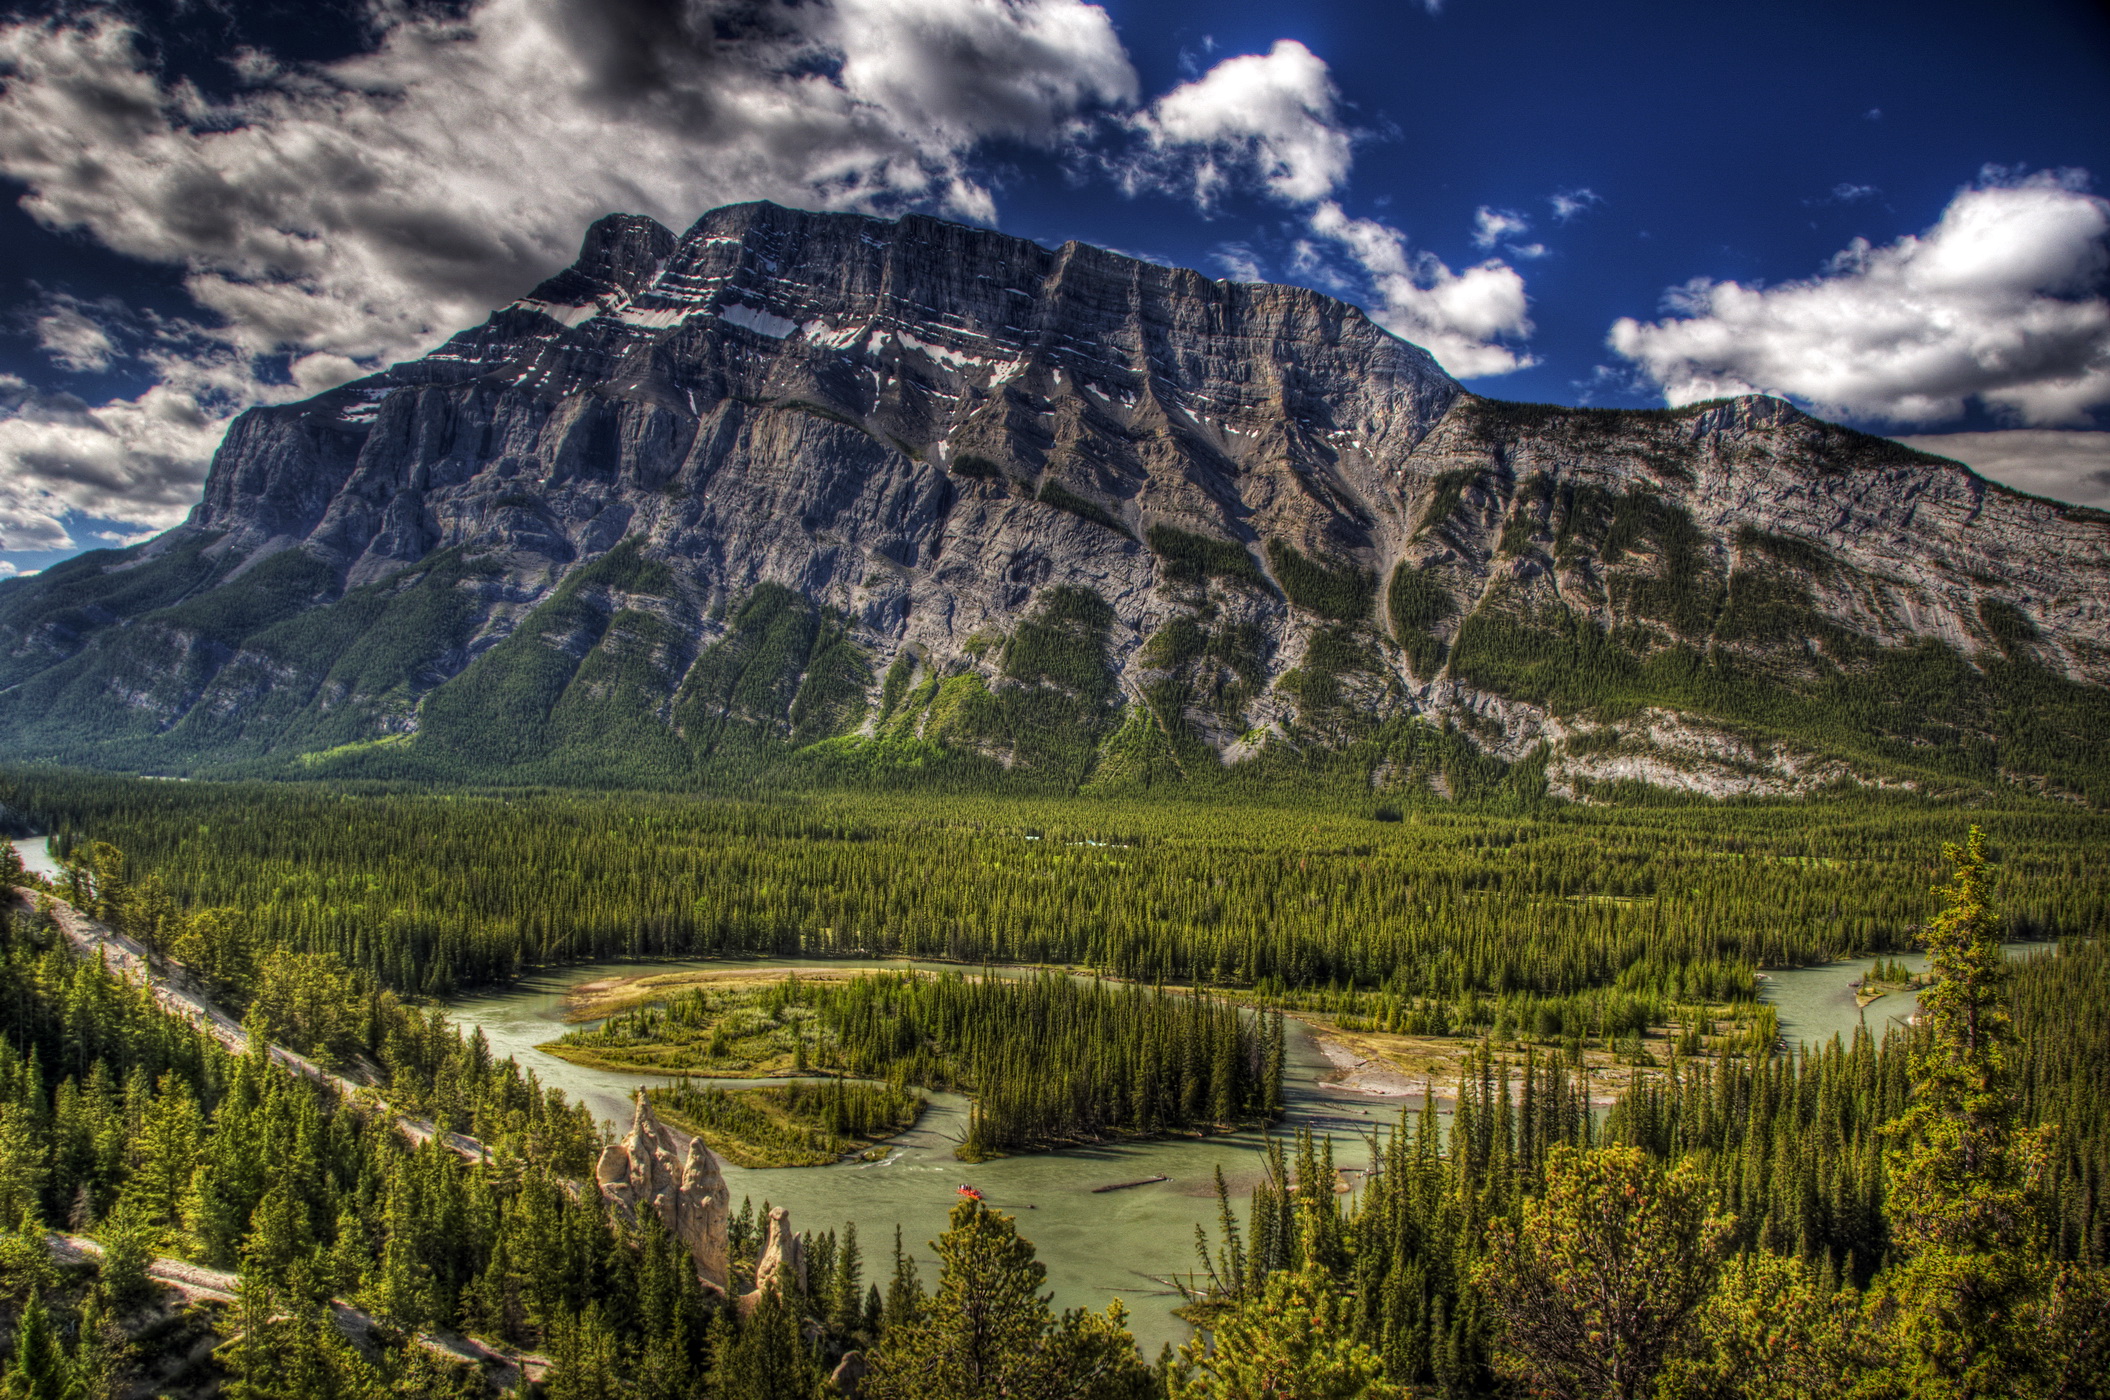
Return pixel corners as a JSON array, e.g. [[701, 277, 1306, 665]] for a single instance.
[[3, 201, 2107, 801]]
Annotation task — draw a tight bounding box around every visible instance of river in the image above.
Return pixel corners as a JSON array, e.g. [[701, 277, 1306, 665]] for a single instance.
[[9, 834, 62, 882], [2, 827, 2032, 1354], [445, 942, 2063, 1351], [1763, 941, 2051, 1051], [448, 958, 1405, 1356]]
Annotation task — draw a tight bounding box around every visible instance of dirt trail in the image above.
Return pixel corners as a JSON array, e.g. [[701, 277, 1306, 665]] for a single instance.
[[13, 887, 487, 1161], [44, 1233, 549, 1387]]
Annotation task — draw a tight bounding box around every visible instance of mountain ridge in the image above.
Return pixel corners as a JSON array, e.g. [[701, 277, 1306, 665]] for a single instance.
[[4, 200, 2107, 801]]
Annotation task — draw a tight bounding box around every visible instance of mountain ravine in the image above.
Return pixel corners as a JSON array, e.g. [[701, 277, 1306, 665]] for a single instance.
[[3, 201, 2107, 800]]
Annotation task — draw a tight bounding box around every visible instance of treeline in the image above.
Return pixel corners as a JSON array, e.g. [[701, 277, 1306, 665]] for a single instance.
[[8, 833, 602, 1158], [3, 888, 1144, 1399], [0, 897, 704, 1393], [7, 770, 2105, 999], [812, 973, 1284, 1158], [577, 972, 1287, 1158], [650, 1081, 925, 1168]]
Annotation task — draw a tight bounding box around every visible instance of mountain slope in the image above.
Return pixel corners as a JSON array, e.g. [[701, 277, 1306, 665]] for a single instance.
[[3, 201, 2106, 800]]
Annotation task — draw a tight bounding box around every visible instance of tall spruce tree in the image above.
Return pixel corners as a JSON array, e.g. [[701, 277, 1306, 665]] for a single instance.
[[1881, 826, 2055, 1399], [863, 1201, 1150, 1400], [2, 1290, 71, 1400]]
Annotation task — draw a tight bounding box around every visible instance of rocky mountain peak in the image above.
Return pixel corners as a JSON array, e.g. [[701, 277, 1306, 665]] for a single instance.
[[4, 201, 2106, 803], [523, 211, 680, 312]]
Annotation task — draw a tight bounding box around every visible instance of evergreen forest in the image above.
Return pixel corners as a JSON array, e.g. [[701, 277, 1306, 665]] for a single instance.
[[0, 763, 2106, 1397], [557, 971, 1285, 1158]]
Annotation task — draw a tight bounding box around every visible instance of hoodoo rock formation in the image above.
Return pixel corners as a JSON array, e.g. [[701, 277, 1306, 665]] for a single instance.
[[744, 1205, 808, 1313], [595, 1094, 731, 1291]]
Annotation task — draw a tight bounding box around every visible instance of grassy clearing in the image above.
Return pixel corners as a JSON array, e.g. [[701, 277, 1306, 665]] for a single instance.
[[648, 1080, 924, 1167]]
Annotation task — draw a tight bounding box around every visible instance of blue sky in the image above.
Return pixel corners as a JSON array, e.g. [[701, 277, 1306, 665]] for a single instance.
[[2, 0, 2107, 576]]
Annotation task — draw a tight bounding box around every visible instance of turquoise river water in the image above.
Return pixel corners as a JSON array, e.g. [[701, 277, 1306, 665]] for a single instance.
[[441, 947, 1948, 1354]]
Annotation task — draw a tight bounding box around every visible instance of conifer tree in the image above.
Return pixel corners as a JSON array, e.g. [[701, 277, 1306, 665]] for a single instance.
[[93, 1199, 155, 1310], [1173, 1267, 1398, 1400], [1881, 826, 2056, 1399], [863, 1200, 1149, 1400], [881, 1225, 924, 1336], [2, 1290, 71, 1400], [546, 1303, 625, 1400], [713, 1284, 819, 1400], [0, 1105, 44, 1227], [831, 1221, 864, 1337], [1474, 1146, 1730, 1400]]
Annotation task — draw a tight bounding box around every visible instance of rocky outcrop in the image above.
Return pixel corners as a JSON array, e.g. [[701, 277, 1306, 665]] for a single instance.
[[2, 200, 2105, 799], [828, 1351, 868, 1397], [745, 1205, 807, 1308], [595, 1094, 731, 1291]]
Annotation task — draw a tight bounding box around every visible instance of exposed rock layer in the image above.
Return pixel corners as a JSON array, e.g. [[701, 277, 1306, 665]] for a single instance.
[[596, 1094, 731, 1291], [2, 201, 2105, 798]]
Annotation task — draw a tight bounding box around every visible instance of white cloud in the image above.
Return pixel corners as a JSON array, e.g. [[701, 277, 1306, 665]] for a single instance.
[[1211, 243, 1266, 282], [1310, 202, 1535, 377], [1472, 206, 1530, 250], [0, 353, 245, 551], [32, 295, 119, 372], [1611, 169, 2110, 426], [1133, 44, 1535, 378], [0, 0, 1136, 534], [1131, 39, 1351, 205], [1889, 429, 2110, 509], [1549, 188, 1600, 222]]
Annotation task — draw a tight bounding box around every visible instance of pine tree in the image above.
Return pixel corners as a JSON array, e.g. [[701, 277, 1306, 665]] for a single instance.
[[546, 1303, 626, 1400], [863, 1200, 1148, 1400], [1173, 1267, 1398, 1400], [1474, 1146, 1731, 1400], [713, 1284, 819, 1400], [118, 1074, 201, 1232], [94, 1198, 156, 1310], [881, 1225, 923, 1336], [1881, 826, 2057, 1399], [831, 1221, 864, 1337], [2, 1290, 72, 1400]]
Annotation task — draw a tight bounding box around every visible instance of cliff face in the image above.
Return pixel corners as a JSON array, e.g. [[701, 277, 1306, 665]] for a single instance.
[[597, 1095, 731, 1292], [3, 201, 2106, 800]]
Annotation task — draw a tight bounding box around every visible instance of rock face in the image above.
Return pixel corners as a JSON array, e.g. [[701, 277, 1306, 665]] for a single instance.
[[751, 1206, 807, 1299], [2, 200, 2106, 800], [595, 1095, 731, 1291]]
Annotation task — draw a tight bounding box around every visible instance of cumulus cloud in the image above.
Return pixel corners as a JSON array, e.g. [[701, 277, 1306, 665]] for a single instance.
[[1131, 39, 1350, 205], [32, 294, 121, 372], [0, 0, 1136, 536], [1309, 202, 1535, 377], [0, 351, 245, 551], [1133, 43, 1534, 377], [1889, 429, 2110, 509], [1549, 188, 1600, 222], [1611, 169, 2110, 426], [1210, 242, 1266, 283], [1472, 207, 1529, 249]]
